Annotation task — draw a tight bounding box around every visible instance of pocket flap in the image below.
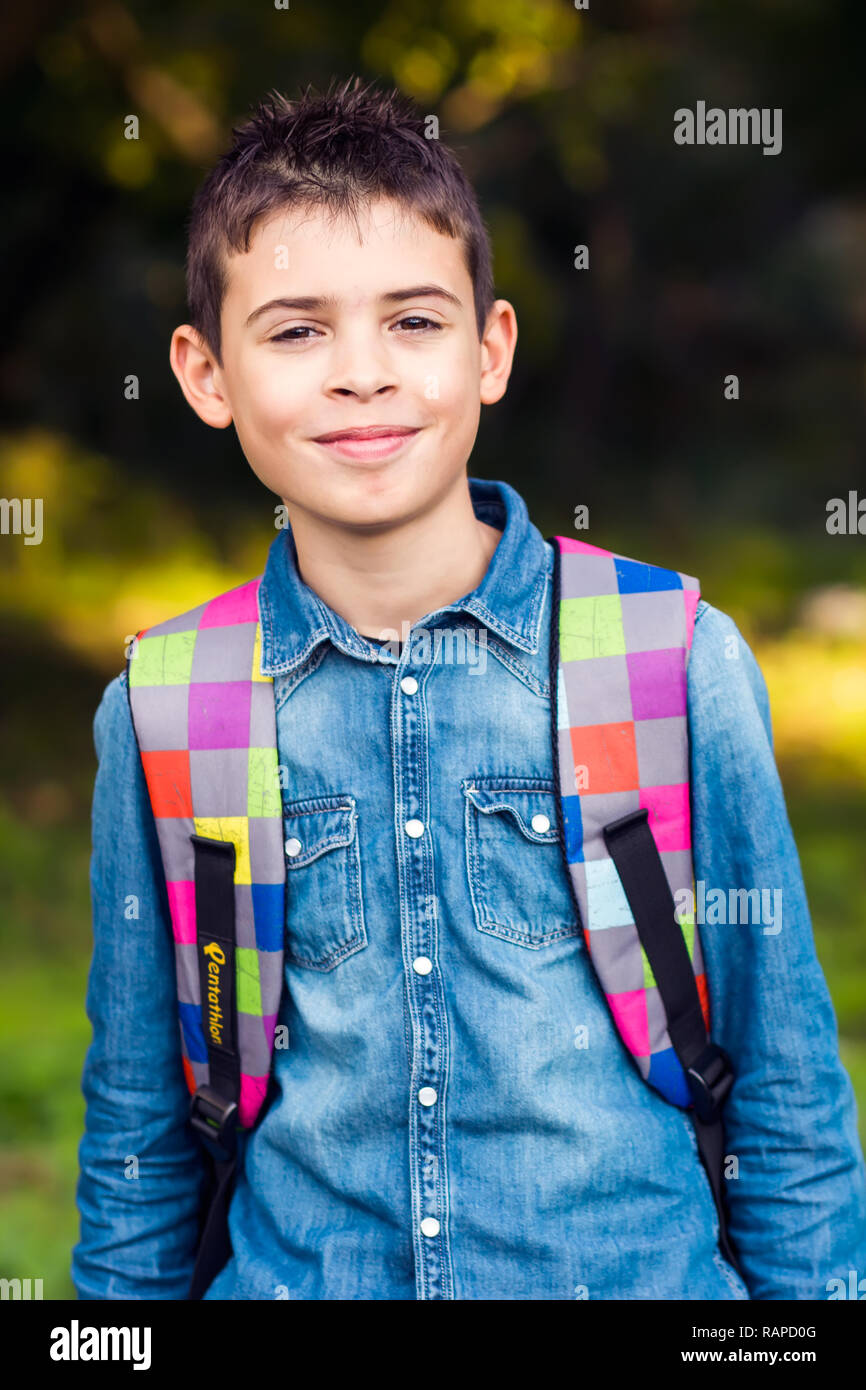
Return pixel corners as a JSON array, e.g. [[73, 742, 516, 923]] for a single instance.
[[282, 796, 357, 868], [463, 780, 559, 842]]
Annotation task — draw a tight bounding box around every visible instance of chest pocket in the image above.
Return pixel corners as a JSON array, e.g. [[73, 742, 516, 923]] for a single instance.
[[462, 776, 583, 949], [281, 794, 367, 970]]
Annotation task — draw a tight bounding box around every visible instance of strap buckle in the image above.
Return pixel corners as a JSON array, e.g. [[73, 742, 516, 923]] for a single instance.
[[686, 1042, 734, 1123], [189, 1085, 239, 1161]]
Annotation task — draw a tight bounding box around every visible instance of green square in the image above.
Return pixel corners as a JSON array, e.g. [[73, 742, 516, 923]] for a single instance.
[[640, 941, 657, 991], [236, 947, 262, 1016], [641, 910, 695, 988], [680, 913, 696, 962], [129, 630, 196, 686], [247, 746, 281, 818], [559, 595, 625, 662]]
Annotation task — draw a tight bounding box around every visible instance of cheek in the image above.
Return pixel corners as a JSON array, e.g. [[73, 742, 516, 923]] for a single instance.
[[237, 354, 307, 432], [414, 346, 477, 414]]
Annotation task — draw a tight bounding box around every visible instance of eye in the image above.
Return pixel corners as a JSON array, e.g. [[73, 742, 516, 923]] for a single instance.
[[270, 325, 322, 343], [393, 315, 443, 332]]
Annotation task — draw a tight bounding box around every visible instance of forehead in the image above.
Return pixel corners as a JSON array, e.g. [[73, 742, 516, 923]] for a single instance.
[[223, 197, 469, 309]]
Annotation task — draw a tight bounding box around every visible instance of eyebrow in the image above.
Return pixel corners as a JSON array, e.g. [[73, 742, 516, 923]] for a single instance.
[[245, 284, 462, 328]]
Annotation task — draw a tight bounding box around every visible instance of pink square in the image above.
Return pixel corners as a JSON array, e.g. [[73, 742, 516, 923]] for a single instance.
[[684, 587, 699, 646], [606, 988, 650, 1056], [239, 1072, 269, 1128], [626, 648, 687, 720], [166, 879, 196, 944], [640, 782, 691, 852], [200, 577, 262, 628], [189, 681, 252, 748], [555, 535, 611, 557]]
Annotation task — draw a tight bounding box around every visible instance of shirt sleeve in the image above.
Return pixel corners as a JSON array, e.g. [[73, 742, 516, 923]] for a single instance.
[[688, 599, 866, 1300], [71, 671, 206, 1299]]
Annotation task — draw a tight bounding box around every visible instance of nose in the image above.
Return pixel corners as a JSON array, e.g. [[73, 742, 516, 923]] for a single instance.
[[330, 378, 397, 400], [323, 327, 400, 400]]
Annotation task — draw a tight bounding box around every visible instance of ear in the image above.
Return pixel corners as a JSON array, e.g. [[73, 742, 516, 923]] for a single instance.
[[479, 300, 518, 406], [169, 324, 233, 429]]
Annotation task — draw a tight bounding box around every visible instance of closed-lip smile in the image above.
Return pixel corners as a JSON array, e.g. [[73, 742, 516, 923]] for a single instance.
[[312, 424, 422, 462], [313, 425, 420, 441]]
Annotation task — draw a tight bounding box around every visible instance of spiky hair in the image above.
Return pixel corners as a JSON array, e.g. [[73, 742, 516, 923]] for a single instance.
[[184, 75, 495, 362]]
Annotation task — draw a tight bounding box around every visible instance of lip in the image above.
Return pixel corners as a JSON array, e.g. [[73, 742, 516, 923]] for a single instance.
[[313, 426, 421, 461]]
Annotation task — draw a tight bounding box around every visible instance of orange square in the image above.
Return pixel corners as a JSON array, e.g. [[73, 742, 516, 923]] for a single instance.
[[695, 971, 710, 1032], [569, 721, 639, 795], [141, 748, 193, 818], [181, 1053, 197, 1097]]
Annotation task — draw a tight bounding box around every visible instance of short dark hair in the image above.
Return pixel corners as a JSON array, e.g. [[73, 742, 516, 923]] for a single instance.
[[184, 75, 496, 365]]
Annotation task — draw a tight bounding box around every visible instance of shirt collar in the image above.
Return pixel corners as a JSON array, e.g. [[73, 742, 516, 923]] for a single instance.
[[257, 476, 551, 676]]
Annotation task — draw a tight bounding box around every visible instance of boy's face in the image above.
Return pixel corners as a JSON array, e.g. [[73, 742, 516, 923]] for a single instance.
[[171, 197, 516, 534]]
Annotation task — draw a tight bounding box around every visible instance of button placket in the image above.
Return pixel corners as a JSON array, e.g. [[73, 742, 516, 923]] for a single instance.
[[392, 649, 452, 1300]]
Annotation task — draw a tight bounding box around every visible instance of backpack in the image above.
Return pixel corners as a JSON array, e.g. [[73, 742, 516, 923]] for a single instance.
[[125, 532, 742, 1298]]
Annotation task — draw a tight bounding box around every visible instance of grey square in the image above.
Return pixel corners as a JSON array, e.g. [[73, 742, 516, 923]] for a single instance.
[[660, 848, 695, 909], [234, 882, 256, 951], [634, 715, 688, 788], [155, 817, 196, 886], [588, 920, 645, 994], [238, 1010, 271, 1077], [190, 621, 258, 683], [258, 949, 285, 1021], [563, 653, 633, 728], [131, 683, 189, 753], [249, 679, 278, 747], [175, 941, 199, 1007], [580, 789, 640, 860], [150, 603, 208, 637], [190, 746, 250, 818], [560, 551, 618, 598], [620, 589, 686, 653], [556, 727, 576, 797], [249, 815, 286, 886]]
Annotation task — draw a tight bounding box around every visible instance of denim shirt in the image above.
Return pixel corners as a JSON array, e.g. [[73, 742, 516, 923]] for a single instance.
[[73, 477, 866, 1301]]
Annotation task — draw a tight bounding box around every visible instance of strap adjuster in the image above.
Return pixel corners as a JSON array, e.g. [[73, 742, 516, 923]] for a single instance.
[[189, 1085, 238, 1160], [686, 1042, 734, 1123]]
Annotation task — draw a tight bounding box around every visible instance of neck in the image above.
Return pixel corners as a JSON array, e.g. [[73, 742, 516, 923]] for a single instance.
[[287, 478, 502, 640]]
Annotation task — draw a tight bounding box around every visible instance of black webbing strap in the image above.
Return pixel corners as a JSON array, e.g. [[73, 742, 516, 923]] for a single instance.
[[602, 808, 745, 1281], [187, 835, 240, 1301]]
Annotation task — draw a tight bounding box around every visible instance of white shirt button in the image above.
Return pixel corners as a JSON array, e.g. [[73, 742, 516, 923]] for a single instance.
[[531, 813, 551, 834], [405, 818, 424, 838], [412, 956, 433, 975], [418, 1087, 437, 1106], [420, 1217, 440, 1238], [400, 675, 418, 695], [285, 837, 302, 857]]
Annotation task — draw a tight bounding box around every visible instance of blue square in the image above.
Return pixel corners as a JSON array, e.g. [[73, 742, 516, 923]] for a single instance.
[[585, 856, 634, 930], [647, 1045, 690, 1107], [252, 881, 285, 951], [561, 794, 584, 862], [614, 557, 683, 594], [179, 1000, 207, 1063]]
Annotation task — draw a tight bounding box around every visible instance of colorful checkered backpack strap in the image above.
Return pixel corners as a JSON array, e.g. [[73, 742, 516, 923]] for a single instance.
[[125, 574, 285, 1298], [548, 535, 742, 1277]]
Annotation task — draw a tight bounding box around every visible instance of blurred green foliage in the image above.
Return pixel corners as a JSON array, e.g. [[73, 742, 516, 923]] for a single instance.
[[1, 0, 865, 1297]]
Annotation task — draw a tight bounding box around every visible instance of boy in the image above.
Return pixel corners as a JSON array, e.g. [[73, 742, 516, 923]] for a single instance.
[[73, 76, 866, 1300]]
